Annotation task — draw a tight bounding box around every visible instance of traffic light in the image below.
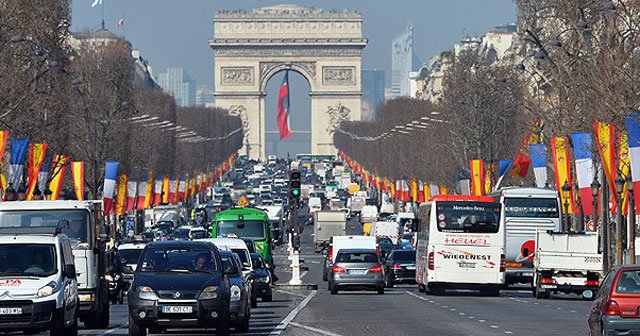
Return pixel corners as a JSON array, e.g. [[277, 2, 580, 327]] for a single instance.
[[289, 170, 301, 200]]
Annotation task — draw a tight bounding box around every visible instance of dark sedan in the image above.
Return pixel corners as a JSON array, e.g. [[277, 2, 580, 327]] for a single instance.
[[126, 241, 233, 336], [383, 249, 416, 288], [250, 253, 273, 302], [220, 250, 251, 332]]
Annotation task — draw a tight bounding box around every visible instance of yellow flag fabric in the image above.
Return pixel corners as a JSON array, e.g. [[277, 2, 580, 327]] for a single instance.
[[551, 137, 575, 214], [71, 162, 85, 200]]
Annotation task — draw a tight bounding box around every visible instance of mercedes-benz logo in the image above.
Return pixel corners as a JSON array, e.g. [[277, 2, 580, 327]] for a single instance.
[[173, 291, 181, 299]]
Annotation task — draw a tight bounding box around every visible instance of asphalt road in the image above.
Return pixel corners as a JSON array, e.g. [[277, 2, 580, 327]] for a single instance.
[[29, 211, 592, 336]]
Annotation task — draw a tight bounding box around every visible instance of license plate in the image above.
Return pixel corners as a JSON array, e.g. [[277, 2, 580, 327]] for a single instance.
[[0, 308, 22, 315], [523, 272, 534, 277], [405, 266, 416, 270], [459, 263, 475, 269], [540, 284, 557, 289], [348, 270, 367, 275], [162, 306, 193, 314]]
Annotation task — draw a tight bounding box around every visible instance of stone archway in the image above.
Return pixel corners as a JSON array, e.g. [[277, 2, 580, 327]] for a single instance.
[[210, 4, 367, 160]]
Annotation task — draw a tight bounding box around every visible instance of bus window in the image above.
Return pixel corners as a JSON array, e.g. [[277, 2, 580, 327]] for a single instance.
[[503, 198, 559, 218], [436, 203, 500, 234]]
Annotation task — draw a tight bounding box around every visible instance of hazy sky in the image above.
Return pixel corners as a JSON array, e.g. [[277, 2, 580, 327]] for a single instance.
[[71, 0, 516, 156]]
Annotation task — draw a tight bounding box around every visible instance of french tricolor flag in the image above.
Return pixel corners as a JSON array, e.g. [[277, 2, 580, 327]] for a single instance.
[[9, 139, 30, 190], [136, 176, 147, 211], [103, 162, 119, 216], [178, 174, 186, 202], [125, 178, 137, 213], [529, 144, 547, 188], [625, 114, 640, 212], [571, 132, 595, 215]]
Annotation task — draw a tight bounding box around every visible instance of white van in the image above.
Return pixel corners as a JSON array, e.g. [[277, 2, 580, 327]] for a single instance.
[[0, 226, 79, 335], [330, 236, 376, 262], [204, 238, 253, 274], [416, 195, 505, 296], [372, 221, 400, 245], [490, 187, 561, 286], [308, 197, 322, 215]]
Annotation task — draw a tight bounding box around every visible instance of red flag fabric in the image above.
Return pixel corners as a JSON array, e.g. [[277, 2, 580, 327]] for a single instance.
[[511, 152, 531, 178], [276, 71, 292, 140]]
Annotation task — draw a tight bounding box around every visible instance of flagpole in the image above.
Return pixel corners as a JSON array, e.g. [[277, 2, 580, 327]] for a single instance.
[[101, 0, 105, 30]]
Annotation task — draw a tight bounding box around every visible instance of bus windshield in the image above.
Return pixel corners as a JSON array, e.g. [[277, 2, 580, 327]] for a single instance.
[[436, 202, 501, 234], [217, 220, 266, 239], [503, 198, 559, 218], [0, 210, 89, 248]]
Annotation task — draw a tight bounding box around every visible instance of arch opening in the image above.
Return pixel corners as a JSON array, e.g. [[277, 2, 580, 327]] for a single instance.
[[264, 70, 311, 158]]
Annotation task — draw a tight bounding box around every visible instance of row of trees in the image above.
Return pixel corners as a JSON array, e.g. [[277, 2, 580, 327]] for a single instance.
[[0, 0, 242, 198], [335, 0, 640, 189]]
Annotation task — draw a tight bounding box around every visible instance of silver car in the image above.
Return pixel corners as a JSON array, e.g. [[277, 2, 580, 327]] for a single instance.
[[329, 249, 385, 295]]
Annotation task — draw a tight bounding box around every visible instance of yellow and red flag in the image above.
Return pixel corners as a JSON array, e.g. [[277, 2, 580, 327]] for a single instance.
[[595, 122, 618, 206], [71, 161, 85, 200], [115, 174, 128, 216], [469, 160, 485, 196], [411, 180, 418, 203], [551, 137, 575, 214], [619, 131, 631, 213], [143, 170, 154, 209], [162, 176, 170, 204], [26, 143, 47, 200], [49, 155, 68, 200], [439, 186, 449, 195]]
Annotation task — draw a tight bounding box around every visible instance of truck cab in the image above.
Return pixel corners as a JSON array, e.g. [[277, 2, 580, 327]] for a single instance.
[[0, 201, 111, 329], [0, 223, 79, 335]]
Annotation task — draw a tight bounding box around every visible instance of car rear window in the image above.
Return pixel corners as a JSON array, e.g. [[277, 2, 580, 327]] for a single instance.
[[616, 270, 640, 294], [336, 252, 378, 263], [391, 250, 415, 262]]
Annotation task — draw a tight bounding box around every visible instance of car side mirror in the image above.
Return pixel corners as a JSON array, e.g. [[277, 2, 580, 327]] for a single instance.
[[123, 265, 134, 274], [224, 265, 238, 275], [64, 265, 76, 279]]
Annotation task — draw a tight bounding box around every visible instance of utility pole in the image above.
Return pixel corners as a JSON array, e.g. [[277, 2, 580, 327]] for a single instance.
[[287, 169, 302, 285]]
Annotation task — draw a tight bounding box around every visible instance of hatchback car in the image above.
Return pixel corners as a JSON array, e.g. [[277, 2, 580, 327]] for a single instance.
[[329, 249, 385, 295], [589, 265, 640, 336], [126, 241, 232, 336], [220, 250, 251, 332], [383, 249, 416, 288], [251, 253, 273, 302]]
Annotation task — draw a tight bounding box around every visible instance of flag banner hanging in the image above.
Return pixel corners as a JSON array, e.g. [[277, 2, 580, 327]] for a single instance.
[[529, 144, 547, 188], [401, 180, 410, 202], [184, 173, 191, 200], [178, 174, 186, 201], [411, 180, 418, 203], [429, 184, 440, 198], [459, 179, 471, 195], [439, 186, 448, 195], [417, 181, 425, 203], [9, 139, 29, 191], [103, 162, 119, 216], [499, 160, 513, 177], [469, 159, 485, 196], [0, 131, 9, 191], [26, 143, 48, 200], [115, 174, 128, 216], [551, 137, 575, 214], [143, 170, 154, 209], [511, 152, 531, 178], [162, 176, 170, 204], [126, 178, 137, 213], [136, 171, 147, 211], [38, 149, 53, 198], [424, 182, 432, 201], [168, 178, 177, 204], [619, 131, 631, 213], [49, 155, 68, 200], [595, 121, 619, 207], [71, 161, 85, 201], [116, 18, 125, 27], [626, 114, 640, 212], [276, 71, 292, 140], [484, 164, 494, 195], [571, 132, 595, 215], [153, 180, 163, 206]]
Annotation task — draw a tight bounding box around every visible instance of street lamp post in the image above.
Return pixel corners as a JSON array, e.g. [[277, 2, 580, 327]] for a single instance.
[[575, 182, 585, 232], [592, 177, 607, 271], [627, 175, 636, 264], [615, 175, 625, 265], [561, 180, 571, 232]]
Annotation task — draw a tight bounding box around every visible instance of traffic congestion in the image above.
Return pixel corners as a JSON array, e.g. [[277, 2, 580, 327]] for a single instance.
[[0, 153, 623, 335]]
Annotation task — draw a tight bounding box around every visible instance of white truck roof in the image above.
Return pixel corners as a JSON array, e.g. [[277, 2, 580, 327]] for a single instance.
[[0, 234, 61, 244], [118, 242, 147, 250], [0, 200, 99, 211], [331, 235, 376, 261], [259, 206, 283, 220], [203, 237, 249, 250], [494, 187, 558, 198]]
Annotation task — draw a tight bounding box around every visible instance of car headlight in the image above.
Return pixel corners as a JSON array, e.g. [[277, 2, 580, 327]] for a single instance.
[[137, 286, 158, 300], [257, 275, 270, 283], [198, 286, 219, 300], [36, 281, 60, 298], [230, 285, 241, 301]]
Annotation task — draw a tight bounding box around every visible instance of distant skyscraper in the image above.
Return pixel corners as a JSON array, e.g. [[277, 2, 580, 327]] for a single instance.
[[157, 67, 195, 107], [391, 26, 421, 98], [195, 85, 215, 108], [361, 69, 385, 121]]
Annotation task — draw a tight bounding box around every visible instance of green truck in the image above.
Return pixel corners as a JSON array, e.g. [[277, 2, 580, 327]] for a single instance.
[[211, 207, 272, 263]]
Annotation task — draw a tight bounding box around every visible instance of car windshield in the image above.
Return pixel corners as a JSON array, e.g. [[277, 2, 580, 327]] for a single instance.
[[336, 252, 378, 263], [231, 248, 251, 269], [616, 270, 640, 294], [140, 248, 218, 273], [436, 202, 501, 233], [378, 239, 393, 251], [218, 220, 266, 239], [119, 249, 143, 265], [391, 250, 415, 262], [0, 244, 56, 277], [251, 255, 264, 268], [191, 230, 206, 239], [0, 210, 89, 248], [173, 229, 190, 239], [504, 197, 559, 218]]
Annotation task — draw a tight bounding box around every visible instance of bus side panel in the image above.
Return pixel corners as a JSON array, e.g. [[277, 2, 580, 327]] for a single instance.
[[429, 244, 504, 285]]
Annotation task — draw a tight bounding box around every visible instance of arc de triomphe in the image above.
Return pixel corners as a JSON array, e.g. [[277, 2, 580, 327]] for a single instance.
[[210, 5, 367, 160]]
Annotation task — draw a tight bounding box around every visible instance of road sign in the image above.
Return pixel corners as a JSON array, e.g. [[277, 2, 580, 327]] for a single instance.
[[587, 219, 596, 232], [237, 196, 248, 207]]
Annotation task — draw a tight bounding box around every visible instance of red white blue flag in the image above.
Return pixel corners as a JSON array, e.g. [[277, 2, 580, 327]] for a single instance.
[[103, 162, 119, 216], [276, 71, 292, 140]]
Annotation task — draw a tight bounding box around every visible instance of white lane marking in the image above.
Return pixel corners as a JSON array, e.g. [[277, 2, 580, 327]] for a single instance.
[[301, 271, 308, 279], [570, 310, 576, 313], [289, 322, 343, 336], [96, 323, 127, 335], [275, 289, 309, 298], [504, 331, 514, 334], [309, 260, 321, 264], [468, 316, 475, 319], [459, 312, 466, 316], [269, 289, 318, 336], [490, 325, 499, 329], [479, 319, 486, 323]]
